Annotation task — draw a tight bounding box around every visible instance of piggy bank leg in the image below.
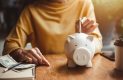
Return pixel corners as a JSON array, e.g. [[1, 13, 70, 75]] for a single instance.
[[86, 60, 92, 67], [67, 59, 76, 68]]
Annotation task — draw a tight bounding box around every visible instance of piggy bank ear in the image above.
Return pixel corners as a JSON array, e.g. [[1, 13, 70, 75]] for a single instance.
[[67, 35, 75, 42], [87, 35, 93, 42]]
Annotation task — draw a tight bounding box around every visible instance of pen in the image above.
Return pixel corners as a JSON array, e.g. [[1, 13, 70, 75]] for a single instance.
[[3, 62, 23, 73]]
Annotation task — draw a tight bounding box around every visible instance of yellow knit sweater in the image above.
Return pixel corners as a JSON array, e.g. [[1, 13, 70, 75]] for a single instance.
[[3, 0, 102, 55]]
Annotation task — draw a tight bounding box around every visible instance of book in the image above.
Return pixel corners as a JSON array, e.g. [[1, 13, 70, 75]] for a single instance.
[[0, 55, 35, 80], [0, 66, 35, 80]]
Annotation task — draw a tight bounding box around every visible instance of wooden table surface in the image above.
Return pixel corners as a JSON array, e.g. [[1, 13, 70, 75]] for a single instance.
[[36, 54, 123, 80]]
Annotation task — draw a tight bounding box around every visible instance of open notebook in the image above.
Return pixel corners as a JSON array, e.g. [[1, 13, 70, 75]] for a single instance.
[[0, 66, 35, 80], [0, 55, 35, 80]]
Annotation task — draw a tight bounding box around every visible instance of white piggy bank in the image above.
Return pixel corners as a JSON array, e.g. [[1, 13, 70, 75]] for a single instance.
[[65, 33, 96, 68]]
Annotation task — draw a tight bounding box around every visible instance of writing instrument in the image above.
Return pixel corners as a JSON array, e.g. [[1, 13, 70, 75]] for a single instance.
[[3, 62, 23, 73]]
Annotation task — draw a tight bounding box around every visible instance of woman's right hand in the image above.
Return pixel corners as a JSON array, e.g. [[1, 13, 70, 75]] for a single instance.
[[10, 47, 50, 66]]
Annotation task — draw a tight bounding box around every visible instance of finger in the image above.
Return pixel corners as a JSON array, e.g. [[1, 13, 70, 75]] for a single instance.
[[24, 56, 33, 64], [27, 57, 33, 63], [23, 50, 39, 64], [83, 20, 94, 29], [28, 53, 39, 64], [85, 25, 96, 34], [35, 48, 50, 66], [82, 19, 91, 27], [27, 49, 41, 65], [75, 19, 90, 33], [41, 55, 50, 66], [82, 22, 97, 34]]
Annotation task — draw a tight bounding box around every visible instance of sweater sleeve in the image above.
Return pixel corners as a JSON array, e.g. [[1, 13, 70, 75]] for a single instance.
[[2, 6, 33, 55]]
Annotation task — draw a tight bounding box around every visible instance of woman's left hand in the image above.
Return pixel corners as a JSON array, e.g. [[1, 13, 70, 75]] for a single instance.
[[76, 18, 98, 34]]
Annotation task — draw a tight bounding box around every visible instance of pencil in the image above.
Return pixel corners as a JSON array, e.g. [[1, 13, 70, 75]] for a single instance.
[[3, 62, 23, 73]]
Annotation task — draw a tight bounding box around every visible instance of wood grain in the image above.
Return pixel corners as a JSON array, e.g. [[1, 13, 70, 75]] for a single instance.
[[36, 54, 123, 80]]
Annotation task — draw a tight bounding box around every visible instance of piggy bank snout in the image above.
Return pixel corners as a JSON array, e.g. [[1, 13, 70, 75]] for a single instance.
[[73, 47, 91, 66]]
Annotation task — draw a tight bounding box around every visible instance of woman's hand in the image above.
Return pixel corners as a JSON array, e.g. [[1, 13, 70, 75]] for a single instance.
[[10, 48, 50, 66], [76, 18, 98, 34]]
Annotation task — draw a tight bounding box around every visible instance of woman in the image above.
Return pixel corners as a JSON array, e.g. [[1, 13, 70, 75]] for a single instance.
[[2, 0, 102, 66]]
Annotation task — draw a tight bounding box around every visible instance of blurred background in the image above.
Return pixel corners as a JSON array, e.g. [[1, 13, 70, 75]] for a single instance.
[[0, 0, 123, 54], [93, 0, 123, 51]]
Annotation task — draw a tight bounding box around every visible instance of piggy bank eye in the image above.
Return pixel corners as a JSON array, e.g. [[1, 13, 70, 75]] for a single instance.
[[75, 45, 77, 46]]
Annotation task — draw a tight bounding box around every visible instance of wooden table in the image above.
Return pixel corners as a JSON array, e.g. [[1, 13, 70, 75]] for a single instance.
[[36, 54, 123, 80]]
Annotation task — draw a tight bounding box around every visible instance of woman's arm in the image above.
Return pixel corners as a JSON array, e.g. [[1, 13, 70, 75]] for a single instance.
[[2, 6, 50, 66], [76, 0, 103, 52]]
